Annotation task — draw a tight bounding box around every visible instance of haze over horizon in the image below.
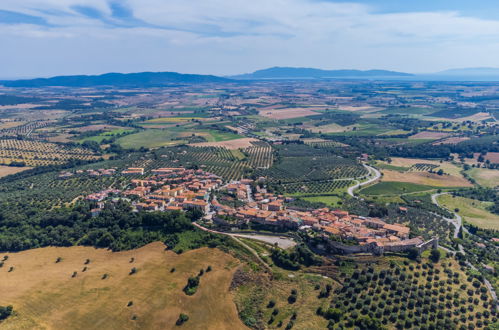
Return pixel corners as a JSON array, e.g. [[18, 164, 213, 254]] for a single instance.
[[2, 0, 499, 78]]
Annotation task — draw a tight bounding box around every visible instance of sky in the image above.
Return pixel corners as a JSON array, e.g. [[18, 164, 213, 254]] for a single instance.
[[1, 0, 499, 78]]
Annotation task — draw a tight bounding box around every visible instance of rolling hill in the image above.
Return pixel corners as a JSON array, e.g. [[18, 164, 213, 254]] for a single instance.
[[231, 67, 413, 79], [1, 71, 231, 88]]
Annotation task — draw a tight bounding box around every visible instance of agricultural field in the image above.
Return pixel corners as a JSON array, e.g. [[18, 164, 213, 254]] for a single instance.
[[301, 195, 343, 207], [117, 127, 241, 149], [360, 182, 436, 196], [258, 107, 321, 119], [381, 170, 472, 187], [234, 238, 495, 330], [0, 243, 245, 330], [77, 128, 135, 143], [465, 168, 499, 188], [437, 194, 499, 230], [408, 131, 450, 140], [0, 165, 32, 178], [0, 139, 99, 166], [376, 157, 472, 188]]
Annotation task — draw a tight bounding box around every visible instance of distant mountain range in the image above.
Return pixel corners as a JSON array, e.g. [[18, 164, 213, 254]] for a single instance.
[[231, 67, 413, 79], [4, 67, 499, 87], [0, 72, 230, 88]]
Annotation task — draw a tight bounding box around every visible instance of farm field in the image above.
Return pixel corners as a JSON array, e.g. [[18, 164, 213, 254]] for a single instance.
[[377, 158, 472, 187], [78, 128, 135, 143], [381, 170, 472, 187], [466, 168, 499, 188], [408, 131, 450, 140], [301, 195, 342, 207], [437, 195, 499, 230], [234, 238, 494, 330], [116, 129, 188, 148], [117, 128, 241, 149], [360, 181, 437, 196], [258, 107, 321, 119], [190, 138, 257, 150], [0, 243, 245, 330], [0, 165, 32, 178], [0, 139, 99, 166]]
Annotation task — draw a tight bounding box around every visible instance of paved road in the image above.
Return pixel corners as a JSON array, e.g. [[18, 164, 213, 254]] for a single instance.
[[193, 222, 277, 272], [431, 192, 462, 238], [347, 164, 381, 198], [430, 193, 498, 306], [231, 233, 296, 249]]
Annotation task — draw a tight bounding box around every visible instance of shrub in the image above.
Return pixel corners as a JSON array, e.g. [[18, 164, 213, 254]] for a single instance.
[[183, 276, 200, 295], [176, 313, 189, 326], [130, 267, 137, 275], [0, 306, 13, 321]]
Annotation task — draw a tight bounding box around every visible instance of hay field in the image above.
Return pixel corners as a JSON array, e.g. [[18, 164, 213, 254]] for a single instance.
[[408, 131, 450, 140], [189, 138, 257, 150], [0, 243, 246, 330], [466, 168, 499, 188], [437, 195, 499, 230], [0, 165, 32, 178], [383, 157, 466, 177], [306, 123, 348, 133], [381, 169, 472, 187], [433, 137, 470, 145], [0, 121, 26, 130], [258, 108, 320, 119]]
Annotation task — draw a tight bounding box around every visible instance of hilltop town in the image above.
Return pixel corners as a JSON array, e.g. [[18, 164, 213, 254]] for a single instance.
[[83, 167, 435, 255]]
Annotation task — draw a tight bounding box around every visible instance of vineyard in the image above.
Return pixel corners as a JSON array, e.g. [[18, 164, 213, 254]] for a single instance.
[[281, 179, 354, 194], [0, 139, 99, 166], [255, 155, 368, 184], [410, 163, 439, 172], [304, 140, 347, 149], [245, 141, 274, 169], [0, 121, 52, 137]]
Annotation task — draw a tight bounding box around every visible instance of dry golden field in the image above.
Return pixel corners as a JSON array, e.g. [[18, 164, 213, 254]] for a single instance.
[[0, 165, 32, 178], [258, 107, 320, 119], [382, 170, 472, 187], [0, 243, 246, 330], [189, 138, 258, 150]]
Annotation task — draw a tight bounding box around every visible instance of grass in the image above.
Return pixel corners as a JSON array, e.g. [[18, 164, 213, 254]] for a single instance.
[[466, 168, 499, 188], [0, 243, 245, 329], [0, 165, 32, 178], [201, 130, 241, 142], [301, 195, 342, 207], [116, 129, 187, 148], [437, 194, 499, 230], [78, 128, 135, 143], [360, 181, 436, 196], [144, 117, 206, 123], [376, 162, 410, 172]]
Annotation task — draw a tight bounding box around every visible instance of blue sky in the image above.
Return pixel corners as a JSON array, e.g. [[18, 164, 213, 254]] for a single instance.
[[1, 0, 499, 78]]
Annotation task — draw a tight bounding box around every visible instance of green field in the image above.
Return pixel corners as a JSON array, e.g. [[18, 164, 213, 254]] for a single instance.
[[301, 195, 342, 207], [360, 181, 436, 196], [202, 130, 241, 142], [466, 168, 499, 188], [79, 128, 135, 143], [116, 128, 241, 149], [116, 129, 187, 148], [437, 194, 499, 230]]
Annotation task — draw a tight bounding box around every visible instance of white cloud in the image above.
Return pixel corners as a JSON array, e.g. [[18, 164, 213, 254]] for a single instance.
[[2, 0, 499, 77]]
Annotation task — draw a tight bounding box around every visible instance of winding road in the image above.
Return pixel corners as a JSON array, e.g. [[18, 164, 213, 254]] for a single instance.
[[431, 192, 462, 238], [347, 164, 381, 198], [430, 193, 497, 304]]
